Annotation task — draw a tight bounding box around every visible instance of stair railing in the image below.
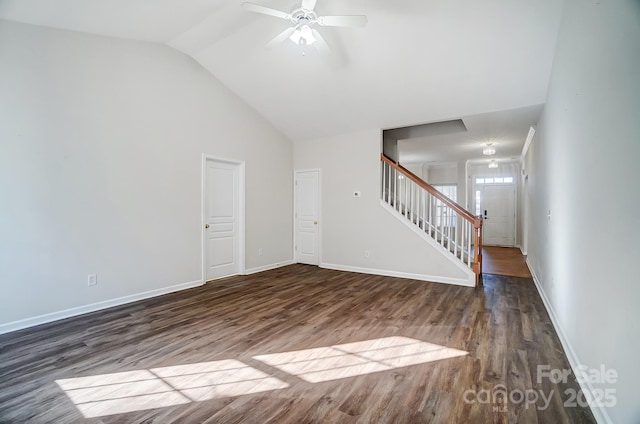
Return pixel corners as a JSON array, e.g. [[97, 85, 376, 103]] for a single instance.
[[380, 154, 483, 286]]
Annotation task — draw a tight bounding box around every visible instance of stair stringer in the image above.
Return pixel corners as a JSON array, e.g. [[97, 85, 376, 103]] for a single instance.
[[380, 200, 476, 287]]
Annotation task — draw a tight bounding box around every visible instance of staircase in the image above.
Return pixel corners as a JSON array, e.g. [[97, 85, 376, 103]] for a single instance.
[[380, 154, 483, 286]]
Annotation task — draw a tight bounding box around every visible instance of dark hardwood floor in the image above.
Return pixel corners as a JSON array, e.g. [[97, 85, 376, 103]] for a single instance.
[[0, 265, 594, 423]]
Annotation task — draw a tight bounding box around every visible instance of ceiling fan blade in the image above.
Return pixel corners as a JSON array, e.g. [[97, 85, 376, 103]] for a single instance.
[[301, 0, 318, 11], [242, 2, 291, 20], [266, 27, 296, 48], [311, 29, 331, 56], [317, 15, 367, 27]]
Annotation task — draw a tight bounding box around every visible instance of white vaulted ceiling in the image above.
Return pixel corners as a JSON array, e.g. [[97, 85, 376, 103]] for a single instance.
[[0, 0, 564, 142]]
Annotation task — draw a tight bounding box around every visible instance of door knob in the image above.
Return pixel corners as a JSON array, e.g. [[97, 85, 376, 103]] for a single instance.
[[314, 221, 318, 224], [205, 224, 210, 229]]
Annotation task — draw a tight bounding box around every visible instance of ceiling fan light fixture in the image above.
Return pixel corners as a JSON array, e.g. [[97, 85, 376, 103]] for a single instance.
[[482, 143, 496, 156], [242, 1, 367, 51], [289, 25, 316, 45]]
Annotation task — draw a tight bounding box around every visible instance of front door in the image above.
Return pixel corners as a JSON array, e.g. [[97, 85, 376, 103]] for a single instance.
[[480, 184, 515, 246], [205, 159, 240, 280], [295, 170, 320, 265]]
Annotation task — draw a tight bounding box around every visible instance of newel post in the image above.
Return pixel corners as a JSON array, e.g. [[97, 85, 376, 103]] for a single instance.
[[473, 217, 483, 287]]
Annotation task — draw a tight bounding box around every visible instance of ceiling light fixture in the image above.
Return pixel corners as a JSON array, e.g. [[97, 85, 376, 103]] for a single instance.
[[289, 25, 316, 45], [488, 160, 498, 169], [482, 143, 496, 156]]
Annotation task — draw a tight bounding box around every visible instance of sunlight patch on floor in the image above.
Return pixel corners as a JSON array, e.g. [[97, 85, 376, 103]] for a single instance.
[[253, 336, 468, 383], [56, 337, 467, 418], [56, 359, 288, 418]]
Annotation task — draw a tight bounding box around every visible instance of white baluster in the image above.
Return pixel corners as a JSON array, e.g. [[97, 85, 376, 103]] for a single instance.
[[412, 183, 416, 223], [381, 162, 386, 202], [413, 183, 420, 226], [420, 189, 424, 229], [467, 221, 472, 267], [439, 203, 444, 247], [445, 208, 450, 249], [404, 177, 409, 219], [450, 211, 454, 252], [394, 168, 398, 212], [427, 194, 432, 236], [443, 205, 447, 247], [408, 181, 412, 222], [401, 174, 407, 218], [388, 164, 392, 205], [389, 164, 392, 205], [413, 183, 416, 223], [453, 213, 458, 258], [389, 164, 391, 203], [462, 220, 466, 263]]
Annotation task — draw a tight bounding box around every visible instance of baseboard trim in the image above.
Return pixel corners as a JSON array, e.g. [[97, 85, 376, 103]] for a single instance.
[[527, 258, 612, 424], [0, 279, 204, 336], [244, 260, 294, 275], [320, 263, 474, 287]]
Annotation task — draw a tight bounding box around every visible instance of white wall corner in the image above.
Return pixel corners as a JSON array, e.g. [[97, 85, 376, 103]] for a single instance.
[[244, 260, 294, 275]]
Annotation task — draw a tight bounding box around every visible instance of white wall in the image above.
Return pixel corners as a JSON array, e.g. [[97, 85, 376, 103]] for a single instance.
[[402, 163, 425, 180], [524, 0, 640, 422], [425, 164, 458, 185], [0, 21, 293, 328], [294, 129, 470, 284]]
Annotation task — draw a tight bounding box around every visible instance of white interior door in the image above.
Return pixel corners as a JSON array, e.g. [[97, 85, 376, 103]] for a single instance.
[[205, 159, 240, 280], [295, 170, 320, 265], [481, 184, 515, 246]]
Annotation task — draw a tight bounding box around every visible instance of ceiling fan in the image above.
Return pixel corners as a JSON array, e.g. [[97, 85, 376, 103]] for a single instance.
[[241, 0, 367, 53]]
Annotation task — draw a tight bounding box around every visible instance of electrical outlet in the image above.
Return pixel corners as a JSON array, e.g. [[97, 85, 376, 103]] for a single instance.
[[258, 248, 263, 256], [88, 274, 97, 286], [364, 250, 370, 258]]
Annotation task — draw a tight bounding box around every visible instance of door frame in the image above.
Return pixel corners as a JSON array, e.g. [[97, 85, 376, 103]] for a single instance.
[[293, 169, 322, 265], [201, 154, 246, 282]]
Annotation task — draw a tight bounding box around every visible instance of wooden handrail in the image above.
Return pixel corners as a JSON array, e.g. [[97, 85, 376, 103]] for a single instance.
[[380, 153, 483, 286], [381, 153, 482, 228]]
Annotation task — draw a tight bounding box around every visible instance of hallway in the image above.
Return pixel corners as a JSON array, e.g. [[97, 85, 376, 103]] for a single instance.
[[482, 246, 531, 278]]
